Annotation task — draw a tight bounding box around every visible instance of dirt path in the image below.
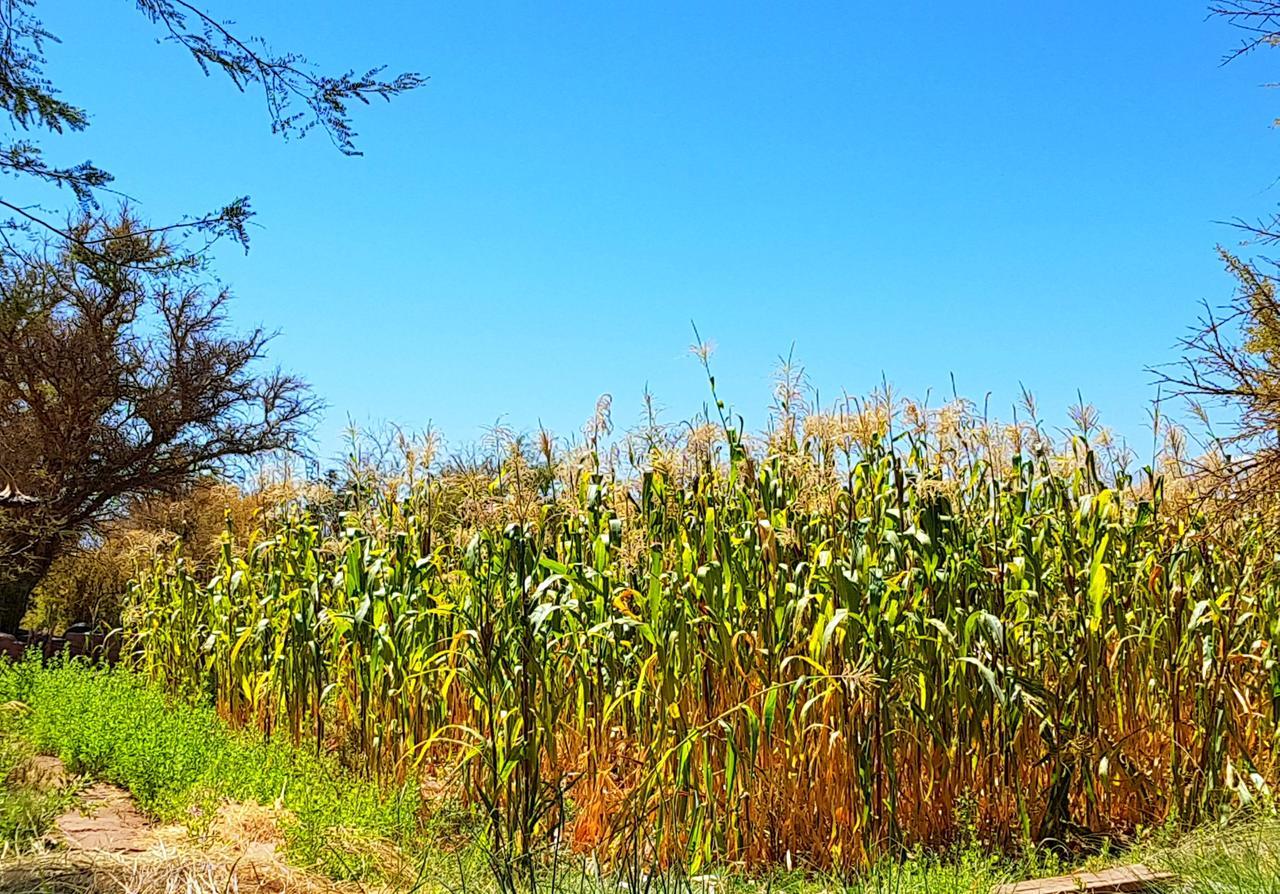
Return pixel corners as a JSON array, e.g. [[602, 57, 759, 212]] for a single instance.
[[1, 757, 357, 892], [53, 780, 160, 854], [17, 755, 171, 856]]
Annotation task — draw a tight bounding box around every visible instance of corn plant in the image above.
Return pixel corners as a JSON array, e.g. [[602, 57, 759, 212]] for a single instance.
[[122, 386, 1280, 875]]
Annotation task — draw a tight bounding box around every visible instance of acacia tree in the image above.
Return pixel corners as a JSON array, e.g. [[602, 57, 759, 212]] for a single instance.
[[0, 3, 421, 630], [0, 213, 318, 632]]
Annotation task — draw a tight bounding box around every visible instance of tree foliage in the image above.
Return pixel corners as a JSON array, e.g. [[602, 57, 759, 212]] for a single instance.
[[1159, 252, 1280, 500]]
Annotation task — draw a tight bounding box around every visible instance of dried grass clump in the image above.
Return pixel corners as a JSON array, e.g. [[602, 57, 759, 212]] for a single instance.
[[0, 850, 359, 894]]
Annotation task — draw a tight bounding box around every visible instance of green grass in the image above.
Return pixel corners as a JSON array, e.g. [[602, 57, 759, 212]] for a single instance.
[[0, 654, 429, 879]]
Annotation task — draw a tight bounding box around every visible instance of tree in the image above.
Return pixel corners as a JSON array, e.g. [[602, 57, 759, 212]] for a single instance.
[[0, 3, 421, 631], [0, 212, 318, 632], [1152, 5, 1280, 505], [0, 0, 425, 258], [1157, 251, 1280, 503]]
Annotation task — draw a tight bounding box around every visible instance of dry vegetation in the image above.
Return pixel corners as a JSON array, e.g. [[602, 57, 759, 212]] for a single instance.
[[0, 848, 360, 894]]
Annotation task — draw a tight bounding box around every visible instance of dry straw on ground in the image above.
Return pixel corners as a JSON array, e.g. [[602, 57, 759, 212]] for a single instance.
[[0, 850, 359, 894]]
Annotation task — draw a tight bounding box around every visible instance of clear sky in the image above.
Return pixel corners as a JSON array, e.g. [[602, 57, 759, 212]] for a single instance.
[[37, 2, 1280, 463]]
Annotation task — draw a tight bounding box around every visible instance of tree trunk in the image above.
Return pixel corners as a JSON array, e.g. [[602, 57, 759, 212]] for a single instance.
[[0, 575, 35, 635], [0, 540, 56, 635]]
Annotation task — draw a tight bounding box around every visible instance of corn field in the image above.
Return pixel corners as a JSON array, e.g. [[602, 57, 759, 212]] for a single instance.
[[122, 385, 1280, 875]]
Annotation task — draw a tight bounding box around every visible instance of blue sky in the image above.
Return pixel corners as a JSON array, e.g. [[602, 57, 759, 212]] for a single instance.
[[38, 2, 1280, 462]]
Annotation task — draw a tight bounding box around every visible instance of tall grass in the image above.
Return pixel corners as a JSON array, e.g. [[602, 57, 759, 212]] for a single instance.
[[122, 378, 1280, 875]]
